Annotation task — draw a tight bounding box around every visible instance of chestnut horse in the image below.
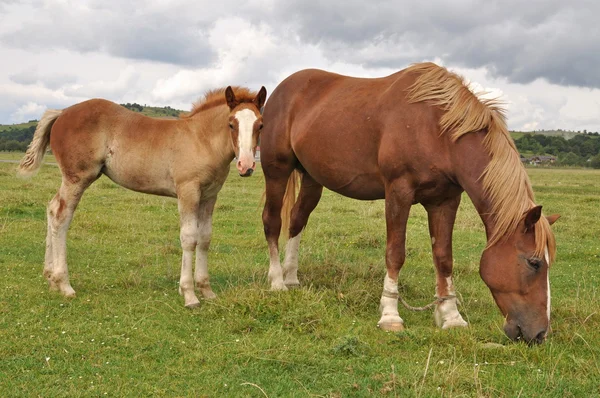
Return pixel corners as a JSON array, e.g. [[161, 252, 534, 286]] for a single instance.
[[261, 63, 559, 344], [18, 86, 266, 308]]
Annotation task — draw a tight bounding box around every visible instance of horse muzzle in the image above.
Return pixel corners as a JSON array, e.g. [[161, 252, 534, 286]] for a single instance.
[[239, 168, 254, 177], [504, 319, 547, 345]]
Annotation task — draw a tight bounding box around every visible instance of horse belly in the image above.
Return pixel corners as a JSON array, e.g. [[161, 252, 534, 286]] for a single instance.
[[103, 154, 177, 197], [295, 142, 385, 200]]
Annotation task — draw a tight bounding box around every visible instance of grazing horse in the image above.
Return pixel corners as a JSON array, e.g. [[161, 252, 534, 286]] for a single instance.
[[18, 86, 266, 308], [261, 63, 559, 344]]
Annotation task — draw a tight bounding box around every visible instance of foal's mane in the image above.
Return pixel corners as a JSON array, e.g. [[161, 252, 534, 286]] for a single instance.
[[180, 86, 257, 118], [406, 62, 555, 262]]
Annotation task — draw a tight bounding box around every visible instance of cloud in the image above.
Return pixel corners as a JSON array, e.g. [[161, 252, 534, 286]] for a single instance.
[[1, 1, 216, 66], [64, 65, 139, 98], [10, 102, 47, 123], [9, 69, 77, 90], [270, 0, 600, 89]]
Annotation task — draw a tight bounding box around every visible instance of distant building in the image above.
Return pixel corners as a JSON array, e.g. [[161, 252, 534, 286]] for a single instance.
[[529, 155, 557, 165]]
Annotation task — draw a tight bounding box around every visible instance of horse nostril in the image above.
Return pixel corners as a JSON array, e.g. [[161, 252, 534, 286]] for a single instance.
[[535, 330, 547, 343]]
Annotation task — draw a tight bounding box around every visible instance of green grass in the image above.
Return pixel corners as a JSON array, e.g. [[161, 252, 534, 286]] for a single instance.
[[0, 156, 599, 397]]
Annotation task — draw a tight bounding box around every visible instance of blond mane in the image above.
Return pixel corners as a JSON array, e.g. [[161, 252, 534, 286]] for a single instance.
[[180, 86, 257, 118], [406, 62, 556, 262]]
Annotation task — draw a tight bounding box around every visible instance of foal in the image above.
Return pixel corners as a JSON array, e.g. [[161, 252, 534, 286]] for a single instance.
[[18, 86, 266, 307]]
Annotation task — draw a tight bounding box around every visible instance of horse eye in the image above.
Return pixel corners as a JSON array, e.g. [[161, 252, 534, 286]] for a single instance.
[[229, 123, 234, 129], [527, 258, 543, 270], [259, 124, 264, 130]]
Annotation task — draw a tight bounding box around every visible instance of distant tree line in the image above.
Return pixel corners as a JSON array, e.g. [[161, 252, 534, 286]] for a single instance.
[[2, 120, 600, 168], [514, 132, 600, 168], [121, 103, 180, 117], [0, 124, 36, 151]]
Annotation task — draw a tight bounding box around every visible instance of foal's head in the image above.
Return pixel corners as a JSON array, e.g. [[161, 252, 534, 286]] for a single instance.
[[225, 86, 267, 177], [479, 206, 559, 344]]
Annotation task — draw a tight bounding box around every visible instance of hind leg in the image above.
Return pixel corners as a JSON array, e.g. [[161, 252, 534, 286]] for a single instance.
[[262, 166, 294, 291], [47, 177, 95, 297], [425, 197, 468, 329], [44, 209, 58, 291], [282, 173, 323, 288]]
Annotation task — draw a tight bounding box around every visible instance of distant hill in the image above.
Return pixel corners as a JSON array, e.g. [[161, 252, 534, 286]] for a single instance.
[[120, 103, 184, 118], [511, 129, 598, 141]]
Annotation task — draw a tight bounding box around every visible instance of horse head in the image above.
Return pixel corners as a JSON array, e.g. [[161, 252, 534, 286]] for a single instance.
[[480, 206, 560, 344], [225, 86, 267, 177]]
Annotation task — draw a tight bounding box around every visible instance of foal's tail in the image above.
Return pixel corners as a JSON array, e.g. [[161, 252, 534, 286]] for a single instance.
[[280, 170, 301, 239], [17, 109, 62, 178]]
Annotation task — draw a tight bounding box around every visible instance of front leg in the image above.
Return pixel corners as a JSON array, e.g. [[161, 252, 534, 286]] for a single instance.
[[177, 184, 202, 308], [378, 180, 414, 331], [425, 197, 468, 329], [194, 197, 217, 299]]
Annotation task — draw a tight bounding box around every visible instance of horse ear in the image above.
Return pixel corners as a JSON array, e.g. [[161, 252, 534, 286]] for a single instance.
[[524, 205, 543, 230], [546, 214, 560, 225], [253, 86, 267, 110], [225, 86, 238, 109]]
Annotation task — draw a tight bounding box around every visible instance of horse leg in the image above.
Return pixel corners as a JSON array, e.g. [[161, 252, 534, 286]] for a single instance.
[[378, 180, 414, 331], [47, 177, 95, 297], [262, 168, 294, 291], [194, 197, 217, 299], [177, 184, 202, 308], [44, 208, 57, 291], [425, 197, 468, 328], [282, 173, 323, 288]]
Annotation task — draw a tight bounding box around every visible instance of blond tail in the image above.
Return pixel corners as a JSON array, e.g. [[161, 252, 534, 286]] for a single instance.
[[280, 170, 301, 239], [17, 109, 62, 178]]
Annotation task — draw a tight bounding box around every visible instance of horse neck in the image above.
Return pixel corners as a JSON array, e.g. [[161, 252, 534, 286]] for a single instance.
[[186, 105, 235, 163], [451, 132, 500, 240]]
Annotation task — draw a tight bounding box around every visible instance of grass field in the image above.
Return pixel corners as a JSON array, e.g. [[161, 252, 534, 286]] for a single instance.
[[1, 154, 599, 397]]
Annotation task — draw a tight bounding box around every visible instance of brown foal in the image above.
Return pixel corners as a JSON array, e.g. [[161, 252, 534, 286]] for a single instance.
[[18, 86, 266, 307]]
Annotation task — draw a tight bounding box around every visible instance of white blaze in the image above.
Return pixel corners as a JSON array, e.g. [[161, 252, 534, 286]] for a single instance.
[[234, 108, 257, 165]]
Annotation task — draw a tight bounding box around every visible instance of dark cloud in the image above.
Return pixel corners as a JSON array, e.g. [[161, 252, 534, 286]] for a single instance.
[[9, 69, 77, 90], [271, 0, 600, 88], [1, 2, 216, 67]]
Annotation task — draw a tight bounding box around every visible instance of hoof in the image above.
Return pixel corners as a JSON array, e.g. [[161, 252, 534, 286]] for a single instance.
[[441, 318, 468, 329], [60, 285, 76, 298], [284, 282, 300, 289], [378, 321, 405, 332], [378, 314, 405, 332], [270, 282, 288, 291], [185, 300, 201, 309], [201, 290, 217, 300]]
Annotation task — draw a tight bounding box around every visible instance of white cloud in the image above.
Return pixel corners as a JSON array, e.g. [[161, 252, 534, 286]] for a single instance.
[[11, 102, 47, 123]]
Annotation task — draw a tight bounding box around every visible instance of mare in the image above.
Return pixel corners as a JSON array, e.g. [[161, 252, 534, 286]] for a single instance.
[[260, 63, 559, 343], [18, 86, 266, 308]]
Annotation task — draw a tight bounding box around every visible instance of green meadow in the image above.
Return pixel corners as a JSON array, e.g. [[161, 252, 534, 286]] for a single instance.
[[0, 154, 598, 397]]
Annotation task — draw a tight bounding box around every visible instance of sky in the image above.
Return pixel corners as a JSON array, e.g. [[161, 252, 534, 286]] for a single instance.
[[0, 0, 599, 132]]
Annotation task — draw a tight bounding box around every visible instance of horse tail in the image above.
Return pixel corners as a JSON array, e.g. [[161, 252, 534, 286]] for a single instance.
[[17, 109, 62, 178], [280, 169, 301, 239]]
